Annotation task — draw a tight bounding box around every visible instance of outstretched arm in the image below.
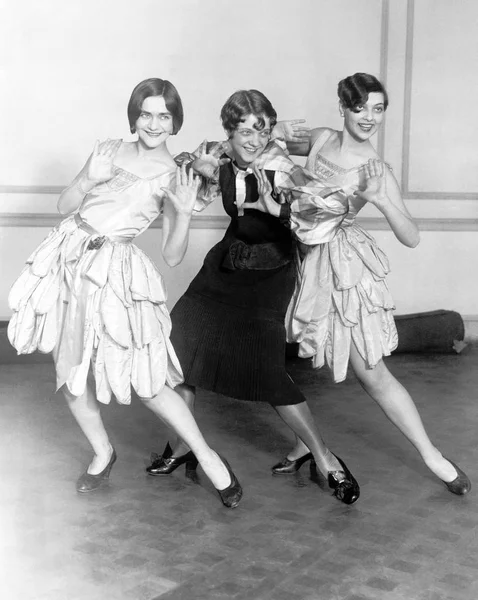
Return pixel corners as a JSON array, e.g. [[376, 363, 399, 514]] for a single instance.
[[354, 159, 420, 248], [57, 139, 122, 215], [272, 124, 328, 157], [160, 165, 200, 267]]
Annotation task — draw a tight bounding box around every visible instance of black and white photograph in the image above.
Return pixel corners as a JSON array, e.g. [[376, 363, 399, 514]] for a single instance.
[[0, 1, 477, 599]]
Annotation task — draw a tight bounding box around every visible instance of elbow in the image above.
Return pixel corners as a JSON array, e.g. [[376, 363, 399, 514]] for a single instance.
[[163, 252, 184, 268], [57, 205, 70, 216], [57, 194, 72, 216], [405, 231, 420, 249], [411, 229, 421, 248], [57, 202, 68, 216], [164, 257, 181, 268]]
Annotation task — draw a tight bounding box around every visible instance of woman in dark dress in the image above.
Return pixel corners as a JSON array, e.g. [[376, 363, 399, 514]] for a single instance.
[[146, 90, 360, 505]]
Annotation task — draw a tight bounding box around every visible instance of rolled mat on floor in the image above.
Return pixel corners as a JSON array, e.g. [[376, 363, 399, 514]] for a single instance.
[[394, 309, 466, 354], [285, 309, 467, 359]]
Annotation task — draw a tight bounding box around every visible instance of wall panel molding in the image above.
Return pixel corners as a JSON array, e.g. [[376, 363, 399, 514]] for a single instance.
[[0, 186, 64, 194], [1, 213, 477, 232], [377, 0, 389, 158], [401, 0, 478, 200]]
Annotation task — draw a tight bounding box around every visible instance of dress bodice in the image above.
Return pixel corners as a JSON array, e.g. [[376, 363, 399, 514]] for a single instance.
[[78, 167, 175, 239], [305, 130, 368, 227]]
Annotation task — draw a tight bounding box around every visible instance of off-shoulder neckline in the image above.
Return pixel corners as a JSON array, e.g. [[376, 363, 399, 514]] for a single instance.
[[314, 130, 375, 173]]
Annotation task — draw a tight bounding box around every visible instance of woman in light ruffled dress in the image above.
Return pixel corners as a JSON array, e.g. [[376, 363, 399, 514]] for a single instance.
[[275, 73, 470, 495], [8, 78, 242, 507]]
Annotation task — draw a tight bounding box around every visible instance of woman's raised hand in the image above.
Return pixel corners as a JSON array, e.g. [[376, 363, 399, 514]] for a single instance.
[[241, 167, 280, 217], [272, 119, 311, 143], [191, 140, 231, 179], [87, 139, 122, 184], [161, 165, 200, 216], [354, 159, 388, 208]]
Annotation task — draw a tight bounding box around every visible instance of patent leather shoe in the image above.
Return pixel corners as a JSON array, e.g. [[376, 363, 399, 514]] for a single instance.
[[326, 454, 360, 505], [272, 452, 313, 475], [76, 448, 117, 493], [146, 443, 198, 475], [215, 455, 243, 509], [442, 458, 471, 495]]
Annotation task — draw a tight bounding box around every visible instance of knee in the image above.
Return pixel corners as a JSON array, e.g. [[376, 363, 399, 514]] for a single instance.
[[354, 361, 390, 392], [175, 383, 196, 404], [176, 383, 195, 394], [61, 385, 78, 404], [139, 395, 155, 408]]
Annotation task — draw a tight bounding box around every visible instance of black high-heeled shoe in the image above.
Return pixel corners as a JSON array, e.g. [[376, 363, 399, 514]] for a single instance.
[[76, 448, 117, 493], [215, 455, 243, 509], [442, 458, 471, 495], [311, 453, 360, 505], [327, 454, 360, 505], [271, 452, 313, 475], [146, 442, 198, 476]]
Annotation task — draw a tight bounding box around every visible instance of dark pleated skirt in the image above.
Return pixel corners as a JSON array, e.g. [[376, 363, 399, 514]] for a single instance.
[[170, 241, 306, 405]]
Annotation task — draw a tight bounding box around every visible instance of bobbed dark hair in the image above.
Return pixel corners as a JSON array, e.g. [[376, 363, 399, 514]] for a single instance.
[[220, 90, 277, 136], [338, 73, 389, 112], [127, 78, 184, 135]]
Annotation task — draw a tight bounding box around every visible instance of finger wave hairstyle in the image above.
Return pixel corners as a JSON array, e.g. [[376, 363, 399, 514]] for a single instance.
[[127, 78, 184, 134], [220, 89, 278, 136], [337, 73, 389, 112]]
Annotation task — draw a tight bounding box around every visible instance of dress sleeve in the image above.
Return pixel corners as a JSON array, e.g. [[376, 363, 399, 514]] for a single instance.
[[274, 165, 349, 245], [174, 141, 228, 213]]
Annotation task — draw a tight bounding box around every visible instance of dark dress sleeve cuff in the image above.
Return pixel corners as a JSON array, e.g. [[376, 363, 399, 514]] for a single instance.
[[279, 202, 291, 226]]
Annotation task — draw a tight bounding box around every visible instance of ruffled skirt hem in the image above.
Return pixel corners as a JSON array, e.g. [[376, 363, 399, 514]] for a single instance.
[[8, 215, 183, 404]]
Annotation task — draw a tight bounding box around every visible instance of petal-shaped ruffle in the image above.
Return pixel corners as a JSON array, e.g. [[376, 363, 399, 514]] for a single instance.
[[9, 267, 42, 312], [130, 249, 167, 302], [101, 284, 132, 349], [103, 332, 133, 405], [93, 335, 114, 404]]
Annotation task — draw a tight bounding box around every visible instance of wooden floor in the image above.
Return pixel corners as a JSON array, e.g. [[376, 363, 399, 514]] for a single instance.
[[0, 348, 476, 600]]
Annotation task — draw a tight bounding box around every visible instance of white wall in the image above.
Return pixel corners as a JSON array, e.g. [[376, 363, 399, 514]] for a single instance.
[[1, 0, 477, 337]]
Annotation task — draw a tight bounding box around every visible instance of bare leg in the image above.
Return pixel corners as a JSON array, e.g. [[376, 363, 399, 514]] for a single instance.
[[141, 385, 231, 490], [163, 383, 196, 456], [169, 388, 341, 476], [62, 382, 114, 475], [274, 402, 342, 475], [349, 343, 457, 482]]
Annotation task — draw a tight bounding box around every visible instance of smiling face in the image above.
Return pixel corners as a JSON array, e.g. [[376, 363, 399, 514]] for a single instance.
[[228, 114, 271, 167], [342, 92, 385, 142], [134, 96, 174, 148]]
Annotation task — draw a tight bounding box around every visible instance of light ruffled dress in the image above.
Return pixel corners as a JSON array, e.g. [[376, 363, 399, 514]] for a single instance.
[[286, 130, 398, 382], [8, 167, 183, 404]]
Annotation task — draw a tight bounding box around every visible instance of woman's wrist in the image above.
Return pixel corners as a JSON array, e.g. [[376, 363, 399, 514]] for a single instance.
[[368, 193, 389, 212], [191, 158, 219, 183], [271, 124, 284, 141]]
